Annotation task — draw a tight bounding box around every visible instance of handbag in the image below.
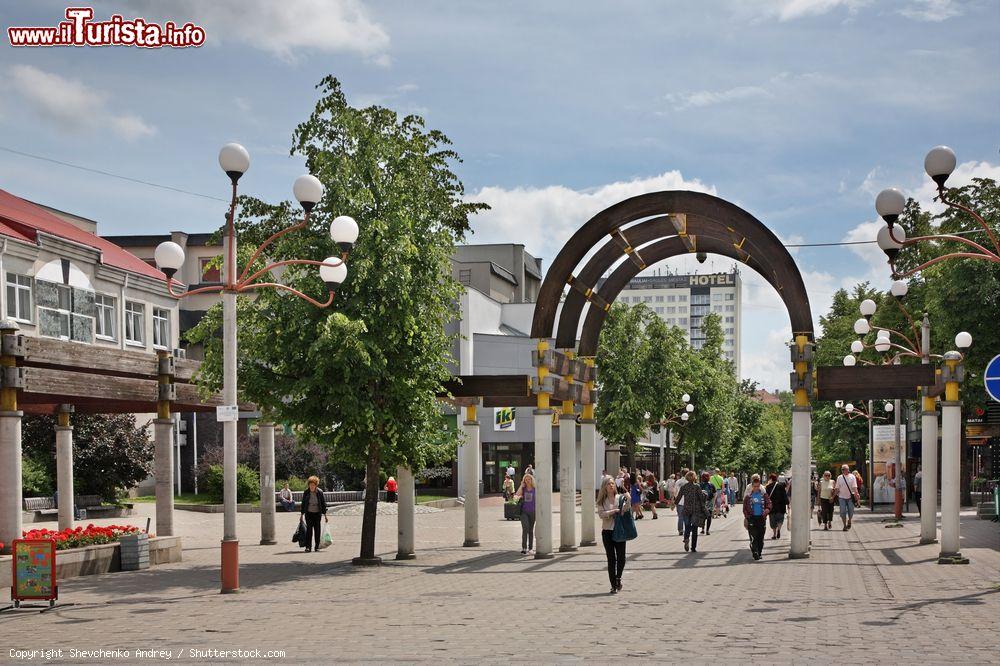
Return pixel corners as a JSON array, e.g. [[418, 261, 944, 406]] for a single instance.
[[292, 517, 305, 544], [612, 495, 638, 542]]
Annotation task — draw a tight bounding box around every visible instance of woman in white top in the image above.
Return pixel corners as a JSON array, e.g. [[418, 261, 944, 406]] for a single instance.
[[596, 475, 629, 594]]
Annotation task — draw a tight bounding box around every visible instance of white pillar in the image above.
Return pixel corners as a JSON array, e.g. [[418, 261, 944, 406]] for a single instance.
[[939, 400, 962, 559], [258, 421, 276, 545], [154, 418, 174, 537], [534, 409, 554, 558], [222, 289, 238, 543], [558, 412, 577, 552], [580, 419, 597, 547], [789, 407, 812, 558], [0, 411, 22, 554], [658, 429, 665, 485], [55, 424, 74, 531], [920, 405, 939, 544], [396, 465, 416, 560], [462, 405, 480, 547]]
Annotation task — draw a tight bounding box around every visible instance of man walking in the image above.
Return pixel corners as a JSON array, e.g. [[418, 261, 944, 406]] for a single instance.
[[913, 467, 922, 515], [674, 468, 689, 535], [743, 474, 771, 560], [836, 464, 861, 531], [727, 471, 738, 507]]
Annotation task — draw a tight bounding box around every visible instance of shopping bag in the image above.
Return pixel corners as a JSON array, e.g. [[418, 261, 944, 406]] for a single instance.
[[319, 524, 333, 549], [612, 496, 638, 542], [292, 518, 305, 544]]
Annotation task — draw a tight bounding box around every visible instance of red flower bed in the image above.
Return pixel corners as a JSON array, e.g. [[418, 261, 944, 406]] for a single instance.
[[22, 524, 143, 550]]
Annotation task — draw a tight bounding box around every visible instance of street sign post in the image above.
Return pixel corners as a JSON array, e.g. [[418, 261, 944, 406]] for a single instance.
[[985, 354, 1000, 403]]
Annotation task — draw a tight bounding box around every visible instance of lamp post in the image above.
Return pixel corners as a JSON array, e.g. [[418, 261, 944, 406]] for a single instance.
[[655, 393, 694, 472], [874, 146, 1000, 278], [155, 143, 358, 593], [834, 398, 892, 510]]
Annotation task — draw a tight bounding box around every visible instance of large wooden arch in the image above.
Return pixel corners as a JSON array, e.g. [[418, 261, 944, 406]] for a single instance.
[[531, 190, 814, 353]]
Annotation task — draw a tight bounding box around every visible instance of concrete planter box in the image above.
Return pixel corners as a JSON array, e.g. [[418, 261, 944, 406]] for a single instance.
[[53, 536, 182, 580], [175, 503, 260, 513], [21, 505, 135, 524]]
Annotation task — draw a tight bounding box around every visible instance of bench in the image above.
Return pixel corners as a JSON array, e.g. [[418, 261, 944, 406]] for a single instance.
[[76, 495, 121, 516], [274, 490, 387, 510], [23, 497, 59, 517]]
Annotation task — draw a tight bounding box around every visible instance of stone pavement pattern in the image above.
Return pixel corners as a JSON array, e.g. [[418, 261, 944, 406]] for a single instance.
[[0, 498, 997, 663]]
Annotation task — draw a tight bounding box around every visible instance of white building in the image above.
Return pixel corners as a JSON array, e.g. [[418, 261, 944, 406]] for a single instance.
[[613, 270, 742, 374]]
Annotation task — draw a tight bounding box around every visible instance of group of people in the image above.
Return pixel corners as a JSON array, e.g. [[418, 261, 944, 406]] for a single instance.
[[813, 465, 863, 531]]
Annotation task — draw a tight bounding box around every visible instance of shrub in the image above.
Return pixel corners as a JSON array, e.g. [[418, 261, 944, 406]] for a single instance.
[[22, 456, 52, 496], [284, 476, 310, 491], [202, 464, 260, 503]]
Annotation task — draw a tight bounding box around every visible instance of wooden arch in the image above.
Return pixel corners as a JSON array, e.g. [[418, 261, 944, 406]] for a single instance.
[[531, 190, 814, 354]]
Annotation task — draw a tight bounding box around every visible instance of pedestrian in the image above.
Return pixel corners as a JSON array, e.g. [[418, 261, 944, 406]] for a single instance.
[[710, 468, 725, 514], [627, 473, 644, 520], [514, 473, 536, 554], [674, 468, 690, 535], [836, 464, 861, 530], [743, 474, 771, 560], [664, 474, 677, 510], [727, 471, 738, 506], [502, 473, 516, 501], [675, 471, 709, 552], [853, 469, 864, 503], [279, 482, 296, 512], [816, 471, 835, 530], [699, 472, 716, 535], [767, 475, 789, 539], [384, 476, 398, 503], [299, 476, 328, 553], [615, 468, 625, 491], [506, 463, 515, 479], [913, 467, 922, 515], [643, 473, 659, 519], [524, 464, 534, 477], [596, 475, 628, 593]]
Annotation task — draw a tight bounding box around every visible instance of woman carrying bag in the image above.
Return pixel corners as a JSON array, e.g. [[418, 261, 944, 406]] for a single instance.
[[596, 475, 635, 594], [675, 470, 709, 552], [300, 475, 328, 553]]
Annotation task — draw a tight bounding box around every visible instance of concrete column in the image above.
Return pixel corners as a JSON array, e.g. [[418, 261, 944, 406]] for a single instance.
[[579, 419, 597, 547], [920, 401, 939, 544], [258, 421, 276, 545], [462, 404, 480, 547], [534, 409, 554, 558], [939, 400, 962, 560], [55, 421, 74, 531], [0, 411, 23, 554], [154, 418, 174, 537], [558, 412, 577, 552], [396, 465, 416, 560], [789, 407, 812, 558]]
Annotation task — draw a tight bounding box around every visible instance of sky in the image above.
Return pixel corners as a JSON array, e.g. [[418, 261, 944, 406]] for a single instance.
[[0, 0, 997, 390]]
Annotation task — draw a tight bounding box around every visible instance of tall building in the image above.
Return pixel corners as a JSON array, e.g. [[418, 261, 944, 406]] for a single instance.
[[614, 270, 742, 374]]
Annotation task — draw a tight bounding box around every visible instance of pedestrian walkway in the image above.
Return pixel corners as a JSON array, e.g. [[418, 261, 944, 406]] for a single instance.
[[1, 498, 996, 662]]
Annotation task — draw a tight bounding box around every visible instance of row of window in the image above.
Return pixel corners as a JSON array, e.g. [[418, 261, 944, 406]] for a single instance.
[[626, 294, 689, 304], [5, 272, 171, 348], [653, 306, 689, 315]]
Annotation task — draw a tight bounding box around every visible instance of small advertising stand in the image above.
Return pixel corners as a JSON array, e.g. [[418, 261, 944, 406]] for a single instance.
[[8, 539, 57, 610]]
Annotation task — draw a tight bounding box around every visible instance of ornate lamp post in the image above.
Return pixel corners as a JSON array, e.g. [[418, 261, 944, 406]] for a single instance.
[[874, 146, 1000, 278], [654, 393, 694, 472], [155, 143, 358, 593], [833, 398, 892, 512]]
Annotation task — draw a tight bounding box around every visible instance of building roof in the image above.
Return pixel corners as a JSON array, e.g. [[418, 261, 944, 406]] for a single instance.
[[753, 389, 782, 405], [0, 188, 166, 281]]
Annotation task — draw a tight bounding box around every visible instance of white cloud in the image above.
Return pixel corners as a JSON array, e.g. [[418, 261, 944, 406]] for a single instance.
[[467, 171, 716, 260], [666, 85, 770, 111], [6, 65, 156, 140], [732, 0, 871, 22], [119, 0, 389, 62], [899, 0, 963, 21]]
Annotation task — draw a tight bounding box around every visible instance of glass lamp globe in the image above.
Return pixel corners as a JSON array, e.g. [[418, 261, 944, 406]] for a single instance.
[[845, 403, 855, 413], [844, 354, 857, 367], [860, 299, 877, 317], [682, 393, 690, 403], [877, 225, 906, 261], [876, 329, 891, 340], [850, 340, 864, 354], [319, 258, 348, 293], [681, 412, 689, 421], [955, 331, 972, 349], [218, 143, 250, 181], [890, 280, 908, 298], [686, 403, 695, 413], [293, 175, 324, 212], [924, 146, 957, 187], [875, 188, 905, 224], [854, 318, 870, 336], [884, 402, 893, 412], [330, 215, 360, 252], [875, 340, 891, 353], [154, 241, 185, 279], [835, 400, 844, 409]]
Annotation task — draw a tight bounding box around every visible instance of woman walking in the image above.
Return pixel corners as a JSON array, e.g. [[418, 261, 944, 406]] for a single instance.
[[626, 473, 644, 520], [299, 476, 328, 553], [643, 473, 659, 519], [816, 471, 835, 530], [699, 472, 716, 535], [675, 471, 709, 552], [597, 475, 629, 593], [743, 474, 771, 560], [502, 473, 516, 501], [514, 473, 537, 554], [767, 475, 789, 539]]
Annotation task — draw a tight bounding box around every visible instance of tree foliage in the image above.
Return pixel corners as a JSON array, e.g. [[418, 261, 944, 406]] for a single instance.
[[187, 76, 486, 561]]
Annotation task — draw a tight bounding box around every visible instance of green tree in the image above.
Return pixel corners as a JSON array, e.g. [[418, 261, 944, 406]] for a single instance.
[[680, 313, 736, 468], [187, 76, 486, 562]]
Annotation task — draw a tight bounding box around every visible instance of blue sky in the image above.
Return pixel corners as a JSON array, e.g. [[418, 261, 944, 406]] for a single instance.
[[1, 0, 997, 389]]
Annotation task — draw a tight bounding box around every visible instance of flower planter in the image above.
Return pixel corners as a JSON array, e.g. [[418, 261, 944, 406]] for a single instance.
[[52, 536, 182, 580]]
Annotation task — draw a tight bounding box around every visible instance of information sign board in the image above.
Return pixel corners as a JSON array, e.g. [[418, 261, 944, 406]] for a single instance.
[[11, 539, 57, 605], [985, 354, 1000, 403]]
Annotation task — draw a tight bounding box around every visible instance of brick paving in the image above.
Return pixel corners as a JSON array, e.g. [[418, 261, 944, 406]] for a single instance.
[[1, 497, 997, 663]]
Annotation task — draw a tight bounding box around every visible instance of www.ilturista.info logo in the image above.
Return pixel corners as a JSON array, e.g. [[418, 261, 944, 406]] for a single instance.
[[8, 7, 205, 48]]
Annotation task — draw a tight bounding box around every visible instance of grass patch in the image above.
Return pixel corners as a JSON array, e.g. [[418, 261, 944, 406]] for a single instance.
[[416, 494, 453, 504], [131, 494, 259, 506]]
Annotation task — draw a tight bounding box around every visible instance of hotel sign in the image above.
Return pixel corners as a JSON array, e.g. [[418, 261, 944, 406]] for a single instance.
[[623, 272, 736, 290]]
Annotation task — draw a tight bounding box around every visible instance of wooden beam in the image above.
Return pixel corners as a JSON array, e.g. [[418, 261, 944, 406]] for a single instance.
[[439, 375, 531, 399], [21, 336, 159, 379], [816, 364, 936, 401]]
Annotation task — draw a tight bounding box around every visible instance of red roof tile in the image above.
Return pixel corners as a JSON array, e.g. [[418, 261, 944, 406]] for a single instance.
[[0, 188, 165, 281]]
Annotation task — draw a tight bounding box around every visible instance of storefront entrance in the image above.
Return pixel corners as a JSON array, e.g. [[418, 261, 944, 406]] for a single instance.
[[482, 442, 534, 494]]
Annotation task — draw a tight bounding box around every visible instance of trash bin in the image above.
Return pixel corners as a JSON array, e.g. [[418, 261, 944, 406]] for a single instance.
[[119, 533, 150, 571], [74, 508, 87, 521]]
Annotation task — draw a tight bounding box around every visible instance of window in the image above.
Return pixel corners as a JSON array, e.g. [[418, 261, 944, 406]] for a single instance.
[[5, 273, 32, 322], [725, 327, 735, 335], [95, 295, 116, 340], [458, 269, 472, 286], [666, 317, 675, 325], [666, 295, 676, 303], [678, 294, 688, 302], [666, 306, 676, 314], [726, 293, 735, 301], [38, 283, 71, 340], [725, 305, 735, 312], [153, 307, 170, 349], [655, 295, 664, 303], [200, 257, 221, 283], [125, 301, 144, 346], [655, 307, 663, 314], [643, 296, 652, 303], [678, 317, 688, 326], [714, 306, 723, 312], [713, 293, 723, 301], [725, 316, 735, 324], [678, 306, 688, 314], [692, 294, 710, 305]]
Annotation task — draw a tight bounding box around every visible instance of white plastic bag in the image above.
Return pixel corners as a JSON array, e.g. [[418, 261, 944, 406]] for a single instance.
[[319, 524, 333, 549]]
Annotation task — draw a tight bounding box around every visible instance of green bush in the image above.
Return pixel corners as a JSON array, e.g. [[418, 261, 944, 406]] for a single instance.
[[203, 464, 260, 503], [22, 456, 53, 496], [284, 476, 309, 491]]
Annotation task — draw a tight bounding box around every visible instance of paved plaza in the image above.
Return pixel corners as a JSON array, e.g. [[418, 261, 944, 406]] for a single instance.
[[1, 499, 998, 663]]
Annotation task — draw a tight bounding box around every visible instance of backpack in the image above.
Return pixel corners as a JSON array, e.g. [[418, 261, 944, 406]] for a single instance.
[[749, 491, 765, 517]]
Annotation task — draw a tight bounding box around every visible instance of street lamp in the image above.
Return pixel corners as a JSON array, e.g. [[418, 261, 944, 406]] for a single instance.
[[155, 143, 356, 593], [834, 399, 892, 510], [874, 145, 1000, 277]]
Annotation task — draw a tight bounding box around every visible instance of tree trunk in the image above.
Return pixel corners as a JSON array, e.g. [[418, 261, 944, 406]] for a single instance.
[[353, 435, 383, 565]]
